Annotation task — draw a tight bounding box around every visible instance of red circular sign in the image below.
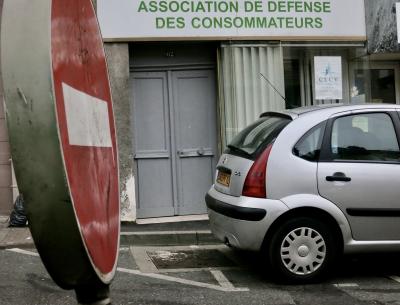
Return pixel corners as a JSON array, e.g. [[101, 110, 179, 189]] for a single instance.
[[51, 0, 119, 280]]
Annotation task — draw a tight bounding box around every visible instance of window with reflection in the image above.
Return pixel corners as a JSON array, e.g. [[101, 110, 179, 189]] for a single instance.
[[331, 113, 400, 161]]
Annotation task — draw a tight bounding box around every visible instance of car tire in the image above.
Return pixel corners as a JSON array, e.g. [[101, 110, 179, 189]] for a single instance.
[[267, 217, 339, 284]]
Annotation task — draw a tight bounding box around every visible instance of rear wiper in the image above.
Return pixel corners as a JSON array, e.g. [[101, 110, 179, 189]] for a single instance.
[[227, 144, 252, 158]]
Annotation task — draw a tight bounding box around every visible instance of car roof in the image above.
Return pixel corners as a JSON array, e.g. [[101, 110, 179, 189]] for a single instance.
[[261, 103, 399, 120]]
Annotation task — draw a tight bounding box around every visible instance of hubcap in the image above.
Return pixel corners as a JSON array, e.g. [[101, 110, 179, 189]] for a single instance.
[[280, 227, 326, 275], [297, 245, 309, 257]]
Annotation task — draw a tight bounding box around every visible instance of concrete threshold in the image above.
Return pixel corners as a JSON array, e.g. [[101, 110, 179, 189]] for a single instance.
[[135, 214, 209, 225]]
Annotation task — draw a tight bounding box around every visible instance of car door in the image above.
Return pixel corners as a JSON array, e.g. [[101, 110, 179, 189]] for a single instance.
[[317, 110, 400, 241]]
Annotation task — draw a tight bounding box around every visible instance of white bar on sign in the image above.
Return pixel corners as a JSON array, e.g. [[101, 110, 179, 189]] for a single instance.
[[62, 83, 112, 148]]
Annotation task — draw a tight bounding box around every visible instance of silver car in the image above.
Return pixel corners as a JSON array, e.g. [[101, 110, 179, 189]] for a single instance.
[[206, 104, 400, 283]]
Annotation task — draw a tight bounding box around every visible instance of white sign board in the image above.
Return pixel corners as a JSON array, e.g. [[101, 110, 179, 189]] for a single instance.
[[314, 56, 343, 100], [97, 0, 366, 41], [397, 3, 400, 43]]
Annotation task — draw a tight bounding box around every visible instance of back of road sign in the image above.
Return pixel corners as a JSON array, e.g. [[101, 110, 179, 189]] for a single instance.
[[1, 0, 120, 291]]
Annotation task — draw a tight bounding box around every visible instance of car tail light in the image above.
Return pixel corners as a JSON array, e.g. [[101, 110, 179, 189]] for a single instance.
[[242, 144, 273, 198]]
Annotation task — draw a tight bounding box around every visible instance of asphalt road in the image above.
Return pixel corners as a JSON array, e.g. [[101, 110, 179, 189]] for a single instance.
[[2, 245, 400, 305]]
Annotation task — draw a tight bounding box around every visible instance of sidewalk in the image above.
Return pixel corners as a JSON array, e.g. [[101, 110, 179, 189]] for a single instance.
[[0, 217, 219, 249], [0, 216, 33, 249]]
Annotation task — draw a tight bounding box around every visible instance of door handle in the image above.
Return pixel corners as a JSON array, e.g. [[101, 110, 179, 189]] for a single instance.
[[197, 147, 205, 156], [177, 148, 213, 157], [326, 172, 351, 182]]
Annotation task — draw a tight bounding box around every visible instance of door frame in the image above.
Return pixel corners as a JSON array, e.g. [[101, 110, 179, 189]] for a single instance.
[[131, 64, 220, 219]]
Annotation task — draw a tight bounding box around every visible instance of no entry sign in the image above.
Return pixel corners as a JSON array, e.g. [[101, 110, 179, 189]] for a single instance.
[[52, 0, 119, 279], [1, 0, 119, 295]]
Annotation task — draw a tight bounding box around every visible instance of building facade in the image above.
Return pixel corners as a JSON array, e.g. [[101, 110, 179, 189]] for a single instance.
[[97, 0, 378, 221], [0, 0, 15, 216]]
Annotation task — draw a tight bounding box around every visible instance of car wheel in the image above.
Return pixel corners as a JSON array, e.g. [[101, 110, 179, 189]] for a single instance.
[[267, 217, 338, 284]]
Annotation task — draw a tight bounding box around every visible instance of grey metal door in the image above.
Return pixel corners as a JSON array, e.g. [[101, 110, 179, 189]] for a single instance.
[[172, 70, 217, 215], [133, 71, 175, 218], [133, 69, 217, 218]]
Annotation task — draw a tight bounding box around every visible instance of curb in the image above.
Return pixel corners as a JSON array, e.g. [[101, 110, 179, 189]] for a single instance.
[[120, 230, 221, 247], [0, 240, 35, 250], [0, 229, 221, 249]]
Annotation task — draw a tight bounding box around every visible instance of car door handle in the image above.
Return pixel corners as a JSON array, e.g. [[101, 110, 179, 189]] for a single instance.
[[326, 172, 351, 182]]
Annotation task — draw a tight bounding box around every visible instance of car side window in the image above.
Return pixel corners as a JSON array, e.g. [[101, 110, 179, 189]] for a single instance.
[[331, 113, 400, 162], [293, 122, 326, 162]]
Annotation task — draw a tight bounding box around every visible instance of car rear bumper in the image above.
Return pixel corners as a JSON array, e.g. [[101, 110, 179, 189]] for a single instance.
[[205, 186, 289, 251], [205, 193, 267, 221]]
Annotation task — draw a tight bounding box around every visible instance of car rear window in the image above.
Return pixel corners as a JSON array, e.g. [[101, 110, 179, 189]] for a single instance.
[[225, 115, 291, 160]]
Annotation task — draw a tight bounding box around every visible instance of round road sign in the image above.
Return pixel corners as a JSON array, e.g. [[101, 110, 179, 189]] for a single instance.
[[52, 0, 119, 279], [1, 0, 119, 293]]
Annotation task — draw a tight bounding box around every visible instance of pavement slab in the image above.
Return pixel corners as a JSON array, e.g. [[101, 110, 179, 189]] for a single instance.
[[0, 227, 33, 250]]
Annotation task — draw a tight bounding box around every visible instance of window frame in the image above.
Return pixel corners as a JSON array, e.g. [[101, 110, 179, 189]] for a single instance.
[[319, 111, 400, 164], [349, 61, 400, 104]]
